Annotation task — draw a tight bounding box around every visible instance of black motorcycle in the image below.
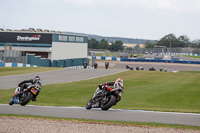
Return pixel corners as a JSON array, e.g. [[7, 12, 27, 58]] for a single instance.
[[9, 83, 41, 106], [86, 88, 121, 110], [105, 62, 109, 69]]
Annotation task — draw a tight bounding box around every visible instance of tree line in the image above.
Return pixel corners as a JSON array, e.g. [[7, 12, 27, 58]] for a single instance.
[[145, 34, 200, 48], [88, 38, 124, 51]]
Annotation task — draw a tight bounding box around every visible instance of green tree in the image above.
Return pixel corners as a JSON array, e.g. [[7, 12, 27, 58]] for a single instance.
[[177, 35, 190, 47], [88, 38, 99, 49], [157, 33, 178, 48], [145, 41, 156, 48], [99, 39, 109, 49], [108, 40, 124, 51], [191, 39, 200, 48]]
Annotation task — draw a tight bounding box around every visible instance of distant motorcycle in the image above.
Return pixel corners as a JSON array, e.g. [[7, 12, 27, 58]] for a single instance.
[[105, 62, 109, 69], [86, 87, 121, 110], [9, 84, 41, 106], [149, 67, 156, 71]]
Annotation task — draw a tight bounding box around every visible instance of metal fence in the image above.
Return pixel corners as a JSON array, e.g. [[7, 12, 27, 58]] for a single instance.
[[0, 50, 27, 63], [127, 47, 200, 55], [89, 47, 200, 58]]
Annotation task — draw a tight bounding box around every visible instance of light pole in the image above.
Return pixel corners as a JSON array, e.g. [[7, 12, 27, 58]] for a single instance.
[[169, 34, 172, 55]]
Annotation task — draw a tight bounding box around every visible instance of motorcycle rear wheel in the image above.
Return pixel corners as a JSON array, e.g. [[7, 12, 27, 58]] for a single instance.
[[101, 95, 116, 111], [20, 92, 33, 106]]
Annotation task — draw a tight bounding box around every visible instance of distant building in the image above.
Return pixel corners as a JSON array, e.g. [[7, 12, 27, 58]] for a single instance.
[[123, 43, 145, 48], [0, 28, 88, 67]]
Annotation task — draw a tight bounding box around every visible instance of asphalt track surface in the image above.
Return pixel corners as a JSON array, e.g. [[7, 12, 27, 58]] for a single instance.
[[0, 68, 127, 89], [1, 61, 200, 126], [0, 104, 200, 126]]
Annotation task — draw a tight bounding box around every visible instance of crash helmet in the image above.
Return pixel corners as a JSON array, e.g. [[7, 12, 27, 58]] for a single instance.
[[114, 78, 123, 89], [33, 75, 40, 84]]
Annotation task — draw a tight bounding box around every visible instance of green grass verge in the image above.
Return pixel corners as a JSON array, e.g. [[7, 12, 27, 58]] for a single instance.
[[1, 70, 200, 113], [0, 67, 63, 76], [95, 53, 119, 56], [182, 55, 200, 59], [1, 114, 199, 130]]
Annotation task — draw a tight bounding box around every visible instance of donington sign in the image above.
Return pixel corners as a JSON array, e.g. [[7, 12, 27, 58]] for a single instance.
[[17, 35, 41, 41], [0, 32, 52, 44]]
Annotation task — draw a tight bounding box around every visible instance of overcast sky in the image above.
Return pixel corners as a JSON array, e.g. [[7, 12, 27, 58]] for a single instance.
[[0, 0, 199, 40]]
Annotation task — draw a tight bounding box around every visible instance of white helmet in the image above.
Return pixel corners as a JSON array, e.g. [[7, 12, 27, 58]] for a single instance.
[[114, 78, 123, 89]]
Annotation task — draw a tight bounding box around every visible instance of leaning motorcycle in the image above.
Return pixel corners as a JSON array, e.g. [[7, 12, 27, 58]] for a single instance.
[[86, 87, 121, 110], [9, 84, 40, 106]]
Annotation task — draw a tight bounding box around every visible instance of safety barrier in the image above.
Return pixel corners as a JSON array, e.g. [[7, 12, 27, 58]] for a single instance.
[[0, 62, 38, 67], [65, 66, 94, 69], [88, 56, 200, 64]]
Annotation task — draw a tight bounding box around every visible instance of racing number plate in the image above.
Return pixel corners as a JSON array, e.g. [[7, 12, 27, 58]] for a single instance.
[[31, 88, 37, 95]]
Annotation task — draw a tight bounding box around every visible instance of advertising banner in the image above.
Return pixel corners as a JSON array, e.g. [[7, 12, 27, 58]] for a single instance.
[[0, 32, 52, 44]]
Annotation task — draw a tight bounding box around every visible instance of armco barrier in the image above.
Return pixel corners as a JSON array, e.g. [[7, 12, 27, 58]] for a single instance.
[[88, 56, 200, 65], [0, 62, 38, 67], [66, 66, 94, 69]]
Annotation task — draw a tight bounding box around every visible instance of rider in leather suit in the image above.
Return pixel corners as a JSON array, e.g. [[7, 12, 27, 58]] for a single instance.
[[18, 75, 42, 101], [92, 78, 124, 107]]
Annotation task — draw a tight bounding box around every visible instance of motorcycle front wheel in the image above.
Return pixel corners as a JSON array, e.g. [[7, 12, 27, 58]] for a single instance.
[[86, 99, 92, 110]]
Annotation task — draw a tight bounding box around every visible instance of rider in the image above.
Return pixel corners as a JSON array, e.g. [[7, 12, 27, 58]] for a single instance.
[[92, 78, 124, 107], [18, 75, 42, 101]]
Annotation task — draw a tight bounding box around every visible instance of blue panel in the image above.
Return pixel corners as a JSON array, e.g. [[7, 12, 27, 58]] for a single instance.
[[112, 57, 116, 61], [0, 42, 51, 47], [23, 64, 26, 67], [101, 56, 106, 60], [155, 58, 162, 60], [12, 63, 18, 67], [0, 63, 5, 67]]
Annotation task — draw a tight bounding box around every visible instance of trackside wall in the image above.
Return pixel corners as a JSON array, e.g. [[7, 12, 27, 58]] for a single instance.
[[88, 56, 200, 64], [27, 54, 89, 67]]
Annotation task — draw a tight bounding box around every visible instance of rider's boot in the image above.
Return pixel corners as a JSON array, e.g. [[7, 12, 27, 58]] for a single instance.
[[32, 90, 40, 101], [32, 96, 37, 101]]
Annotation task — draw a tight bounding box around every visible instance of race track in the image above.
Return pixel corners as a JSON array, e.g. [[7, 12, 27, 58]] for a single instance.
[[0, 68, 127, 89], [0, 104, 200, 126], [1, 61, 200, 126]]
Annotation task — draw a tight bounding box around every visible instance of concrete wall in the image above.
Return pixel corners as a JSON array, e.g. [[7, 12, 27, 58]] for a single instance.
[[51, 58, 89, 67], [27, 54, 89, 67], [27, 54, 51, 67]]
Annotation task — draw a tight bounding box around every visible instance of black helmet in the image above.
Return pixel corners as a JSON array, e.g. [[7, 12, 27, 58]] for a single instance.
[[33, 75, 40, 84]]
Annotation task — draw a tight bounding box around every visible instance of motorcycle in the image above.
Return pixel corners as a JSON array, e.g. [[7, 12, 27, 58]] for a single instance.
[[105, 62, 109, 69], [9, 84, 40, 106], [86, 87, 121, 110]]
